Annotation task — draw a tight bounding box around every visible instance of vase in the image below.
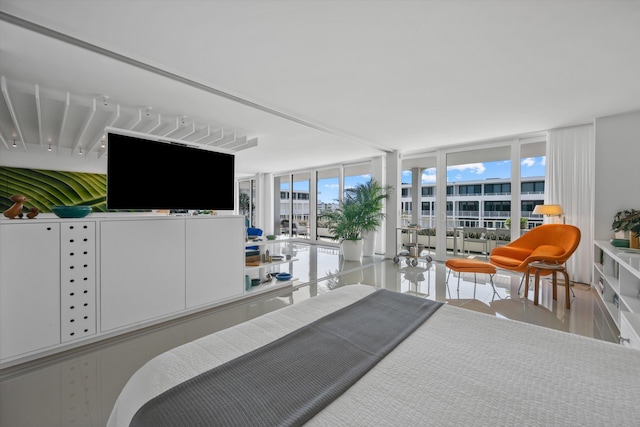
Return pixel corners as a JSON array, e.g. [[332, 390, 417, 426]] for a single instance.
[[362, 231, 376, 257], [340, 239, 363, 262]]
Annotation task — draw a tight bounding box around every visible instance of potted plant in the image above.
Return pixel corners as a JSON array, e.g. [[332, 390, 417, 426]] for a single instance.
[[324, 197, 367, 261], [612, 209, 640, 249], [345, 178, 393, 257]]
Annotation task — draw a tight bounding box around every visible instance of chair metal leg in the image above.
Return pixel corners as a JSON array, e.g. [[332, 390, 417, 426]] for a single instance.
[[517, 270, 528, 295]]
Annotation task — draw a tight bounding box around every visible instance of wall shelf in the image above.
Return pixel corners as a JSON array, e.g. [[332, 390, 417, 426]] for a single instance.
[[593, 240, 640, 349]]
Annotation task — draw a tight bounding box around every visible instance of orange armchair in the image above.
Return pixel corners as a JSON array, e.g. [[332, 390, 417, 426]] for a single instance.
[[489, 224, 581, 299]]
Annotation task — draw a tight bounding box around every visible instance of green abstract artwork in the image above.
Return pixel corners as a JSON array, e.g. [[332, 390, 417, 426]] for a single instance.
[[0, 167, 107, 213]]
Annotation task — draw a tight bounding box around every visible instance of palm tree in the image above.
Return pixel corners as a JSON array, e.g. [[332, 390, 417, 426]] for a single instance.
[[344, 178, 393, 257], [345, 178, 393, 234]]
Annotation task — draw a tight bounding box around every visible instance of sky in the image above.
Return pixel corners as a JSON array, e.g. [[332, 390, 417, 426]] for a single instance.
[[291, 156, 546, 203]]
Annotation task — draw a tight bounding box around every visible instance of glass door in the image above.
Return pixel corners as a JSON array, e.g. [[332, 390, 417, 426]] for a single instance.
[[520, 140, 547, 230], [446, 146, 511, 258], [292, 173, 310, 239], [238, 179, 255, 228], [274, 175, 292, 236], [401, 155, 437, 257], [316, 168, 340, 243]]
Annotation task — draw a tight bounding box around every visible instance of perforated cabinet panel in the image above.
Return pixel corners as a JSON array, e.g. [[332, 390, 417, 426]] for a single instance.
[[60, 222, 97, 342]]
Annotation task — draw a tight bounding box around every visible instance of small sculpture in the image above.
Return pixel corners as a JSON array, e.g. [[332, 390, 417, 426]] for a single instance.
[[3, 195, 27, 219], [26, 207, 40, 219]]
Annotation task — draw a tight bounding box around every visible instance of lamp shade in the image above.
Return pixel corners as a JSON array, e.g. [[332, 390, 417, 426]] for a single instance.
[[533, 204, 564, 216]]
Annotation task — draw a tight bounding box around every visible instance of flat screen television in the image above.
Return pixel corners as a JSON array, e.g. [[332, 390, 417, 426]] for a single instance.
[[106, 132, 235, 211]]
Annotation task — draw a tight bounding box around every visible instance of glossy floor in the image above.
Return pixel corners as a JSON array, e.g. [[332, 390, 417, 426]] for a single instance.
[[0, 242, 618, 427]]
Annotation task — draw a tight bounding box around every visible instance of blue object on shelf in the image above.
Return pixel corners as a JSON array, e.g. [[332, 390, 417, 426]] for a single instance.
[[51, 205, 92, 218], [276, 272, 292, 281], [247, 227, 263, 237]]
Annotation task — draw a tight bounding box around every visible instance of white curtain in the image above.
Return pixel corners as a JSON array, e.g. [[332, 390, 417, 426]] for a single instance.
[[546, 124, 594, 284]]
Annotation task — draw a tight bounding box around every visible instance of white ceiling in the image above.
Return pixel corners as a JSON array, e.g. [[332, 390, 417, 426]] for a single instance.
[[1, 0, 640, 176]]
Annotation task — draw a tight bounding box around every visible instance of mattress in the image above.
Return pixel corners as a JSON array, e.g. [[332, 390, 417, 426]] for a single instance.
[[108, 284, 640, 426]]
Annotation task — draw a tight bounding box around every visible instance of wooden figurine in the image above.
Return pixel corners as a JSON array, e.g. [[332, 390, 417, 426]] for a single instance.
[[26, 207, 40, 219], [3, 195, 27, 219]]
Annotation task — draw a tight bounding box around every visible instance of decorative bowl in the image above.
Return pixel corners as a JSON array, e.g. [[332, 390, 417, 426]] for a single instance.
[[251, 278, 261, 286], [276, 272, 292, 281], [51, 205, 92, 218], [266, 235, 276, 240]]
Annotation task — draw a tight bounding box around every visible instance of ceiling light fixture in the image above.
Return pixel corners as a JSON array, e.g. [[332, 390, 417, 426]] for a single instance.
[[48, 144, 52, 151], [12, 139, 17, 147], [78, 147, 83, 155]]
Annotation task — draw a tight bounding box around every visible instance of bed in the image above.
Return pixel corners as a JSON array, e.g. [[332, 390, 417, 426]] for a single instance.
[[108, 284, 640, 426]]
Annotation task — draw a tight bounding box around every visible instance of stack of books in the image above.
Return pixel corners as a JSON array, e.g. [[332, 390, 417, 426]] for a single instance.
[[246, 249, 261, 266]]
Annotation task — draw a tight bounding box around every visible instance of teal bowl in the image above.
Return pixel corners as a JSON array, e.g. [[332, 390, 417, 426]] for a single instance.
[[52, 205, 92, 218]]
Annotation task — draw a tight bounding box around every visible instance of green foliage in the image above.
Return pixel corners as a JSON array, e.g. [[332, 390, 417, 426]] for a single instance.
[[325, 198, 367, 241], [612, 209, 640, 237], [505, 217, 527, 229], [238, 192, 253, 216], [344, 178, 393, 234], [325, 178, 394, 241]]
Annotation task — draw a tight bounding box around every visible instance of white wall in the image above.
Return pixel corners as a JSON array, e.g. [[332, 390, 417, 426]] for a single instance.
[[0, 143, 107, 173], [594, 110, 640, 241]]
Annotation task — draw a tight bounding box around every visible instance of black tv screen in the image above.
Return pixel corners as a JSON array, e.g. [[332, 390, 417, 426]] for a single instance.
[[106, 132, 235, 210]]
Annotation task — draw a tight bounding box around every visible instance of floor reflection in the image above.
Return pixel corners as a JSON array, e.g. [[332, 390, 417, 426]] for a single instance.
[[0, 241, 618, 427]]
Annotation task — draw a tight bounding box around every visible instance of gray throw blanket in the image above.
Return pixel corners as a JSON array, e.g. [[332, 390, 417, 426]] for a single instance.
[[130, 288, 443, 427]]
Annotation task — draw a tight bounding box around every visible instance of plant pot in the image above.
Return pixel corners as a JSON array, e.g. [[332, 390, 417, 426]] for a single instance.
[[631, 235, 640, 249], [362, 231, 376, 257], [340, 239, 363, 262]]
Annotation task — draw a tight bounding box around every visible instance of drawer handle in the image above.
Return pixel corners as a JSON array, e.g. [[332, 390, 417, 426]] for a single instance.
[[619, 335, 631, 344]]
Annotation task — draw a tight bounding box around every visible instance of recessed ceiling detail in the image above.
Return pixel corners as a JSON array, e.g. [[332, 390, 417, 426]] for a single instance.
[[0, 75, 258, 157]]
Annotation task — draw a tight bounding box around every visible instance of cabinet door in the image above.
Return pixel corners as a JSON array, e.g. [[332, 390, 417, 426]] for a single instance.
[[185, 217, 244, 308], [60, 222, 97, 342], [620, 314, 640, 350], [0, 222, 61, 360], [100, 219, 186, 331]]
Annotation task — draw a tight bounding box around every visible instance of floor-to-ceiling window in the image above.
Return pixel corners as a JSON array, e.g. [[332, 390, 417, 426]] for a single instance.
[[520, 139, 547, 229], [275, 174, 292, 235], [317, 168, 340, 243], [238, 179, 255, 227], [447, 146, 512, 230], [292, 173, 311, 238], [343, 163, 371, 195], [400, 155, 438, 256]]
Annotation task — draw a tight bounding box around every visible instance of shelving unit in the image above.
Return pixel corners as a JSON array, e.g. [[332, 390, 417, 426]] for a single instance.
[[245, 238, 298, 295], [593, 241, 640, 349]]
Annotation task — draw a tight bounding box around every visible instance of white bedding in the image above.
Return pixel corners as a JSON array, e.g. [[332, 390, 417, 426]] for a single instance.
[[108, 284, 640, 426]]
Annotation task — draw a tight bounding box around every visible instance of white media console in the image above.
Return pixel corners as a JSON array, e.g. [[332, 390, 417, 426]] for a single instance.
[[0, 214, 250, 369]]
